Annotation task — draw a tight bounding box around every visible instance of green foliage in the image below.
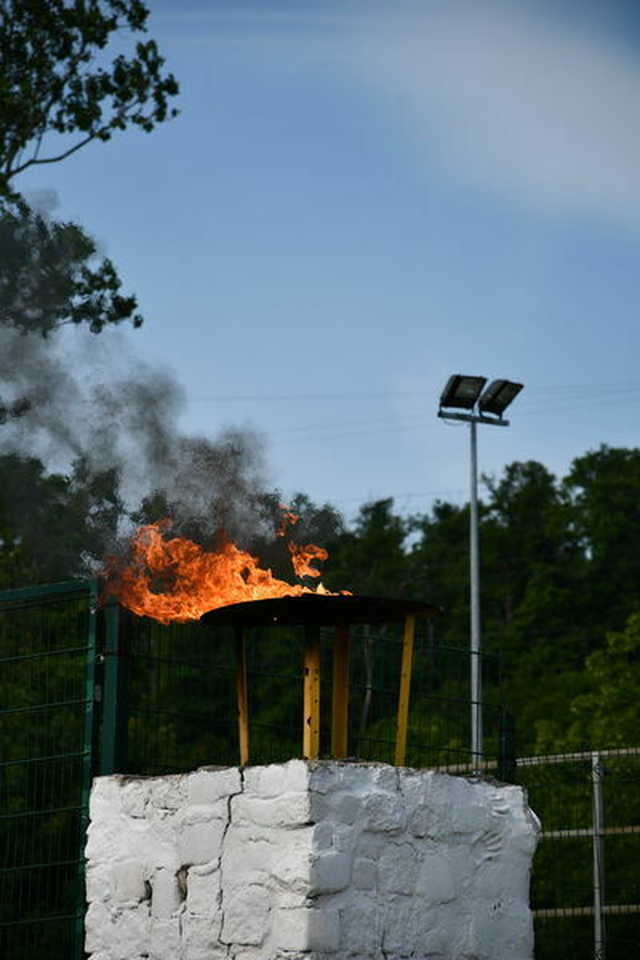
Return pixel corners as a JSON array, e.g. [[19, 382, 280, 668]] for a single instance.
[[0, 197, 143, 335], [564, 445, 640, 628], [567, 612, 640, 748], [324, 498, 410, 596], [0, 0, 179, 194], [0, 453, 122, 587]]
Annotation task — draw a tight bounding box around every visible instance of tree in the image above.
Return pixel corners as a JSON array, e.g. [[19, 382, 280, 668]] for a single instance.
[[563, 611, 640, 749], [0, 197, 142, 335], [325, 498, 409, 596], [563, 445, 640, 632], [0, 0, 178, 196], [0, 453, 123, 587]]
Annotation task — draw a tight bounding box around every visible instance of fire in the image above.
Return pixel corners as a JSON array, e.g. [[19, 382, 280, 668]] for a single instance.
[[104, 511, 345, 624], [288, 542, 328, 579]]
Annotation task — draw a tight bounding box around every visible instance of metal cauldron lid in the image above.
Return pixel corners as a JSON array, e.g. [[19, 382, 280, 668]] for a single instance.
[[200, 593, 441, 628]]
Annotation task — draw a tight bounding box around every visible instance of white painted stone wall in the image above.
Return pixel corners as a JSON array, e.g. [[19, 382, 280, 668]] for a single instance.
[[85, 760, 539, 960]]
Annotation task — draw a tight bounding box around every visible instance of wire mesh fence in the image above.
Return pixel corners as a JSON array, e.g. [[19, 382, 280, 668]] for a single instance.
[[517, 748, 640, 959], [0, 582, 96, 960], [115, 612, 505, 774], [6, 582, 637, 960], [1, 586, 509, 958]]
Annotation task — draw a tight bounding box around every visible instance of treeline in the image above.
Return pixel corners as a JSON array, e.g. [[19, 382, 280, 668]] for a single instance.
[[2, 443, 640, 756]]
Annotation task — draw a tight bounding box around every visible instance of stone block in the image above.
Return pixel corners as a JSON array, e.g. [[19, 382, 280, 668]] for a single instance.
[[333, 822, 356, 853], [186, 865, 220, 916], [188, 767, 242, 805], [150, 867, 182, 918], [177, 818, 226, 867], [354, 830, 386, 859], [89, 776, 124, 821], [340, 901, 382, 954], [84, 900, 110, 954], [149, 917, 181, 960], [310, 851, 352, 894], [85, 815, 127, 863], [221, 882, 270, 946], [473, 853, 529, 903], [273, 906, 340, 952], [333, 791, 362, 824], [223, 827, 273, 884], [269, 831, 312, 892], [378, 843, 419, 894], [470, 897, 534, 959], [85, 862, 112, 904], [182, 911, 224, 960], [352, 856, 376, 890], [231, 791, 311, 829], [381, 898, 421, 954], [416, 851, 457, 903], [367, 764, 398, 793], [363, 790, 405, 832], [109, 904, 151, 960], [148, 775, 187, 810], [111, 858, 148, 904], [121, 779, 150, 818], [243, 759, 309, 798], [419, 902, 471, 956], [313, 820, 334, 850], [178, 801, 229, 825]]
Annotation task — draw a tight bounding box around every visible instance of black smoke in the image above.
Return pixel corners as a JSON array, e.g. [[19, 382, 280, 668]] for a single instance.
[[0, 198, 278, 578]]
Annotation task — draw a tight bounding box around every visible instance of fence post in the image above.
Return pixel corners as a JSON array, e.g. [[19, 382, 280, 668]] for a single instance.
[[497, 711, 516, 782], [73, 580, 99, 960], [100, 602, 129, 774], [592, 750, 606, 960]]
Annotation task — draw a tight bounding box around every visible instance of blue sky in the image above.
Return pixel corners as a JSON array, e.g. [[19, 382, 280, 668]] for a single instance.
[[17, 0, 640, 520]]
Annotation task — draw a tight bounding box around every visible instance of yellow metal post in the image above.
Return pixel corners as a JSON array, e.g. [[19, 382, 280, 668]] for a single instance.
[[235, 627, 249, 766], [394, 614, 415, 766], [303, 625, 321, 761], [331, 625, 350, 758]]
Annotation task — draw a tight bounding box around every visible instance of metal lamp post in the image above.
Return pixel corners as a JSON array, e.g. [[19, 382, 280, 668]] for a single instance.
[[437, 375, 523, 769]]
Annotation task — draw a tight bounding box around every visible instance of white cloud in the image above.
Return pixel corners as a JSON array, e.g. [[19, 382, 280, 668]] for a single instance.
[[350, 0, 640, 227]]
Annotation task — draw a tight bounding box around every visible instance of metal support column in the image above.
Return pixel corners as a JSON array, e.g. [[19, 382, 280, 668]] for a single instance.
[[592, 751, 606, 960], [469, 419, 482, 768], [73, 580, 99, 960]]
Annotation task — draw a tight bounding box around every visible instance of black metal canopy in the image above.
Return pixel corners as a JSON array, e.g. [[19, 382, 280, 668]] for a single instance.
[[200, 593, 441, 628]]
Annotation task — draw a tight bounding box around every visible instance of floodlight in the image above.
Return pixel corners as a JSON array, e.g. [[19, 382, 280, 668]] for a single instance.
[[439, 374, 487, 410], [436, 370, 524, 769], [478, 380, 523, 417]]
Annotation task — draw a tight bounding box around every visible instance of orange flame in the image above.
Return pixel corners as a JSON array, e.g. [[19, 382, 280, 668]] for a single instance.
[[288, 541, 328, 579], [104, 513, 345, 624], [276, 505, 299, 537]]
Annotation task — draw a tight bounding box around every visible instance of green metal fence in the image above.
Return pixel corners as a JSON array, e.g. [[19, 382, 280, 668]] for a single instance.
[[0, 581, 97, 960], [115, 608, 506, 774], [3, 580, 639, 960]]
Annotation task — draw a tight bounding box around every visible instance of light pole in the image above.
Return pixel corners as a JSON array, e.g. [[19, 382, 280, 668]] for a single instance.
[[438, 375, 523, 769]]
